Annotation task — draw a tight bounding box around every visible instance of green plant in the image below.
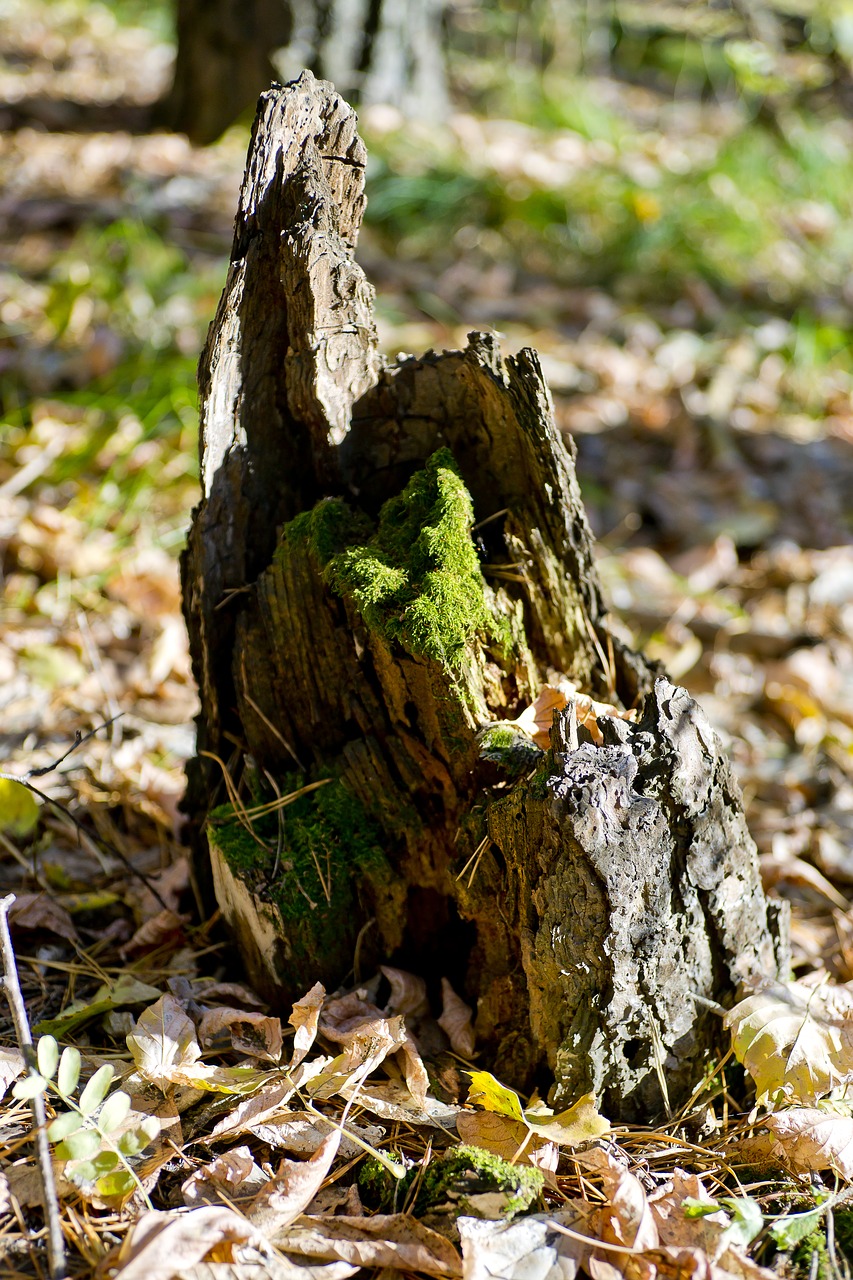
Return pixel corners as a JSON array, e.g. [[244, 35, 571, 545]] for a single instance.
[[13, 1035, 158, 1203]]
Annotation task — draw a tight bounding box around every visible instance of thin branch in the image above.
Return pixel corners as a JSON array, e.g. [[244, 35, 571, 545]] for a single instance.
[[21, 714, 124, 778], [0, 894, 66, 1280]]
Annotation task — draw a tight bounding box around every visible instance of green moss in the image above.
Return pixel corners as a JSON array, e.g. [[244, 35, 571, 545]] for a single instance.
[[325, 449, 510, 668], [413, 1144, 543, 1220], [209, 776, 390, 967], [358, 1155, 406, 1213], [282, 498, 373, 566], [478, 724, 543, 777], [791, 1226, 829, 1280]]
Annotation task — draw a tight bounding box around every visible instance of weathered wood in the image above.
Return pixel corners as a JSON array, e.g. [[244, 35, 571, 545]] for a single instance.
[[183, 73, 788, 1121]]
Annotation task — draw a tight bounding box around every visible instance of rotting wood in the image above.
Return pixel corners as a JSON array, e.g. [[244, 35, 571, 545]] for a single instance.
[[183, 71, 789, 1121]]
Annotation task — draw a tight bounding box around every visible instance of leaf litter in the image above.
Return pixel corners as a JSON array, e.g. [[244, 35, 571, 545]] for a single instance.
[[2, 3, 853, 1279]]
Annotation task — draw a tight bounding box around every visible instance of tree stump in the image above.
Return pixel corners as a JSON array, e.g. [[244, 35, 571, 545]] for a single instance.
[[182, 72, 789, 1120]]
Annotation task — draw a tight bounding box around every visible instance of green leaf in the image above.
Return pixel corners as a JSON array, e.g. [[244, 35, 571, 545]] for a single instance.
[[56, 1129, 102, 1160], [57, 1046, 81, 1098], [0, 778, 39, 836], [92, 1151, 120, 1174], [67, 1160, 97, 1184], [467, 1070, 526, 1124], [79, 1064, 114, 1115], [118, 1121, 158, 1156], [98, 1090, 131, 1133], [12, 1074, 48, 1100], [684, 1197, 723, 1219], [47, 1111, 84, 1142], [37, 1036, 59, 1080], [720, 1196, 765, 1247], [771, 1209, 823, 1249], [95, 1170, 135, 1199]]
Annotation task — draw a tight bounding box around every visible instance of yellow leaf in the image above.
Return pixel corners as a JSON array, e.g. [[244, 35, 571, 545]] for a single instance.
[[524, 1091, 611, 1146], [467, 1070, 526, 1123], [725, 978, 853, 1105], [0, 778, 39, 837]]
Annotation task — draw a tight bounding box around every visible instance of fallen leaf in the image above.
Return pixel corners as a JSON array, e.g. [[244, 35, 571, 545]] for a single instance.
[[0, 1048, 26, 1099], [127, 994, 263, 1095], [249, 1110, 384, 1160], [459, 1209, 594, 1280], [456, 1110, 558, 1173], [438, 978, 475, 1057], [762, 1107, 853, 1178], [207, 1080, 300, 1139], [120, 909, 187, 959], [278, 1213, 463, 1276], [381, 965, 429, 1018], [524, 1093, 611, 1147], [290, 982, 326, 1066], [8, 892, 78, 943], [337, 1079, 461, 1127], [197, 1008, 283, 1061], [247, 1132, 341, 1236], [112, 1206, 260, 1280], [724, 979, 853, 1104], [466, 1071, 526, 1124], [181, 1146, 267, 1206]]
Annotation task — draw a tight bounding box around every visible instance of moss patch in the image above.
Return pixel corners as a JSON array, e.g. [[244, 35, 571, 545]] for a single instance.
[[286, 448, 511, 668], [478, 723, 543, 777], [209, 776, 390, 969], [415, 1144, 543, 1219]]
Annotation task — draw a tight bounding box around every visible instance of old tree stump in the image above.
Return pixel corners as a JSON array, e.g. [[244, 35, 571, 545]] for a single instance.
[[182, 73, 789, 1120]]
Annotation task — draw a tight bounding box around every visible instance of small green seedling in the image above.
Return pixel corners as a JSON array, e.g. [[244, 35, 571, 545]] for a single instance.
[[13, 1035, 159, 1203]]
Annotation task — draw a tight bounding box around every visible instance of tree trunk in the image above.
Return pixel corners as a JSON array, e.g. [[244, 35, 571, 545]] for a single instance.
[[160, 0, 447, 146], [182, 72, 788, 1121]]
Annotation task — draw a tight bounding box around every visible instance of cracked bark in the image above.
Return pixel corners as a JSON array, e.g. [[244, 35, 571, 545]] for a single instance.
[[182, 72, 788, 1121]]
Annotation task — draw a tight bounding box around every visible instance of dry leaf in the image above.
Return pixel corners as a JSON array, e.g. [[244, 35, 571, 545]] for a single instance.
[[182, 1146, 267, 1207], [198, 1008, 284, 1062], [120, 909, 187, 959], [438, 978, 475, 1058], [113, 1206, 260, 1280], [248, 1132, 341, 1237], [524, 1093, 611, 1147], [208, 1081, 300, 1139], [290, 983, 326, 1066], [278, 1214, 462, 1276], [0, 1047, 26, 1099], [337, 1079, 461, 1127], [8, 892, 78, 943], [456, 1110, 558, 1173], [381, 966, 429, 1018], [762, 1107, 853, 1177], [397, 1036, 430, 1109], [724, 979, 853, 1103], [127, 995, 262, 1094], [249, 1110, 384, 1160], [459, 1209, 594, 1280]]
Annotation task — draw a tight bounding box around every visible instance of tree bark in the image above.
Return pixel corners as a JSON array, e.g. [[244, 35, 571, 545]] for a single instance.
[[182, 72, 788, 1121], [160, 0, 447, 146]]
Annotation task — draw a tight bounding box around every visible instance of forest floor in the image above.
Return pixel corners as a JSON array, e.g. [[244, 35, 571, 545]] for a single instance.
[[1, 3, 853, 1278]]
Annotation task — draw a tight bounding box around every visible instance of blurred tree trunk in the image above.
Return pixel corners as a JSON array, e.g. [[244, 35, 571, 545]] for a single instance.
[[182, 72, 788, 1121], [160, 0, 447, 145]]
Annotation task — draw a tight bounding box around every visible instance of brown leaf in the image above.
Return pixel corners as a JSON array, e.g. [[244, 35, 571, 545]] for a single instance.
[[120, 909, 187, 959], [208, 1080, 299, 1139], [380, 965, 429, 1018], [762, 1107, 853, 1177], [459, 1208, 594, 1279], [181, 1146, 267, 1207], [437, 978, 475, 1058], [9, 892, 78, 943], [278, 1214, 462, 1276], [197, 1007, 284, 1061], [456, 1110, 558, 1172], [113, 1207, 259, 1280], [247, 1132, 341, 1236], [290, 982, 326, 1066]]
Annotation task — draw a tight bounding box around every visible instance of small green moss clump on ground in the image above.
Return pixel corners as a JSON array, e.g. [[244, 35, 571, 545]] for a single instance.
[[209, 776, 390, 967], [413, 1144, 544, 1219]]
